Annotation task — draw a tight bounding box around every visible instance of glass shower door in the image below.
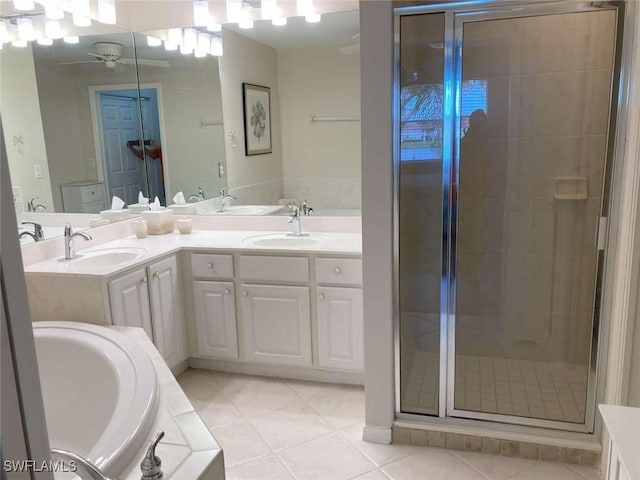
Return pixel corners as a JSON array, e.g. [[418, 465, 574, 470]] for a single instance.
[[451, 9, 617, 426]]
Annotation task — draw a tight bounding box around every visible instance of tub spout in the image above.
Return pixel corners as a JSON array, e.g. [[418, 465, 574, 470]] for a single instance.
[[140, 431, 165, 480], [51, 449, 118, 480]]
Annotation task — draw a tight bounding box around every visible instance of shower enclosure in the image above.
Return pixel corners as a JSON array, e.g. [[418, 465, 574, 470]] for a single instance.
[[395, 1, 622, 432]]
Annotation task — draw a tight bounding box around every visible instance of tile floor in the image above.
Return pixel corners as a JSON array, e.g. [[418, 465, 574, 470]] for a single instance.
[[178, 368, 600, 480], [402, 351, 588, 423]]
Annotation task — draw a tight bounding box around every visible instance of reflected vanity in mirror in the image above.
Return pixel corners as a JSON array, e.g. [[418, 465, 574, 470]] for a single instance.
[[1, 8, 361, 245]]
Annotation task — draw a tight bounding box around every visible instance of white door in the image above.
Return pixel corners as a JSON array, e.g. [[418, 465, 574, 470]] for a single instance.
[[148, 256, 186, 368], [240, 284, 311, 366], [193, 281, 238, 359], [317, 287, 364, 371], [109, 267, 153, 339], [99, 93, 145, 204]]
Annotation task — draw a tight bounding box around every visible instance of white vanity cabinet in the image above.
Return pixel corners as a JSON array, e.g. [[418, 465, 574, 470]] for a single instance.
[[193, 281, 238, 359], [109, 255, 186, 369], [315, 258, 364, 371]]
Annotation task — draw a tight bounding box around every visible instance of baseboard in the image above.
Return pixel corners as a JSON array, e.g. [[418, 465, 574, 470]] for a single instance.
[[188, 357, 365, 386], [170, 358, 190, 377], [363, 425, 393, 444]]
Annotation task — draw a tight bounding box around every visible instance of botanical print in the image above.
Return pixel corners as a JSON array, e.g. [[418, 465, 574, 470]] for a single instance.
[[243, 83, 272, 155]]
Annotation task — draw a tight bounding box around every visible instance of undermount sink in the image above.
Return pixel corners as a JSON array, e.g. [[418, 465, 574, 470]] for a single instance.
[[207, 205, 284, 216], [61, 248, 147, 271], [243, 233, 333, 248]]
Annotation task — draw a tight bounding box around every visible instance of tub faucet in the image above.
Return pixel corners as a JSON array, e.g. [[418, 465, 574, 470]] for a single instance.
[[287, 206, 307, 237], [51, 449, 118, 480], [140, 431, 165, 480], [64, 222, 93, 260], [217, 188, 237, 213]]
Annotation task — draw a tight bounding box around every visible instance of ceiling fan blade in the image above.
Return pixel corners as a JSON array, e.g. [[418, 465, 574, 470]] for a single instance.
[[122, 58, 171, 68], [56, 60, 102, 65], [87, 52, 103, 58]]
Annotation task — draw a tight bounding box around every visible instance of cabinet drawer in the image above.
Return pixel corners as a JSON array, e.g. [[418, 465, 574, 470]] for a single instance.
[[83, 200, 106, 214], [239, 255, 308, 283], [191, 253, 234, 279], [316, 258, 362, 285], [80, 184, 105, 203]]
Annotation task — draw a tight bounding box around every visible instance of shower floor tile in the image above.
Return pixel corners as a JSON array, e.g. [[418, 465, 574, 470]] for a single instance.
[[402, 351, 588, 424]]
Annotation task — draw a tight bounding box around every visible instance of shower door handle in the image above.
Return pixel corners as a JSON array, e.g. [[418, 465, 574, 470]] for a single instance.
[[596, 216, 608, 251]]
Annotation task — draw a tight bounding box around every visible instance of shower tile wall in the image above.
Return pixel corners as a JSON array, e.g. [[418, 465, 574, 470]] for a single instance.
[[456, 11, 616, 367]]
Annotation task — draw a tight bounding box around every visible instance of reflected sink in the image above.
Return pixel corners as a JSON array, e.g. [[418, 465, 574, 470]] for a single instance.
[[208, 205, 284, 216], [243, 233, 333, 248], [61, 248, 147, 272]]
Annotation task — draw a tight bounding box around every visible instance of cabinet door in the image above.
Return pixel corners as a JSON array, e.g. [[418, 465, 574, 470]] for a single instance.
[[148, 256, 186, 368], [109, 268, 153, 339], [240, 284, 311, 366], [193, 281, 238, 359], [317, 287, 363, 371]]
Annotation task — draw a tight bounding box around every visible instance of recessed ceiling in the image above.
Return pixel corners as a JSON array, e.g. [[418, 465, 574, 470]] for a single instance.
[[224, 9, 359, 50]]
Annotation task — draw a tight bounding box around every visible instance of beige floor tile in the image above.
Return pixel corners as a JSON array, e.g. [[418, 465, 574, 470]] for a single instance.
[[510, 462, 595, 480], [353, 470, 392, 480], [567, 465, 600, 480], [341, 424, 421, 467], [304, 386, 365, 429], [279, 433, 376, 480], [382, 448, 486, 480], [225, 454, 295, 480], [192, 393, 244, 430], [451, 450, 539, 479], [223, 377, 301, 418], [249, 402, 334, 451], [211, 421, 270, 467], [177, 368, 223, 401]]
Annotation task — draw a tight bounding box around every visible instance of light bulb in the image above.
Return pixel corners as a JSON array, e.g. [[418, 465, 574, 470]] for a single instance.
[[179, 43, 192, 55], [168, 28, 182, 45], [164, 40, 178, 51], [226, 0, 242, 23], [13, 0, 34, 11], [197, 31, 210, 52], [238, 10, 253, 29], [207, 21, 221, 32], [272, 16, 287, 26], [63, 36, 79, 44], [0, 22, 8, 43], [147, 36, 161, 47], [37, 37, 53, 45], [193, 1, 209, 27], [183, 28, 197, 51], [305, 13, 321, 23], [12, 40, 28, 47], [296, 0, 312, 16], [261, 0, 276, 19], [17, 17, 35, 42], [44, 0, 65, 20], [98, 0, 116, 25], [45, 19, 63, 39], [210, 36, 222, 56], [194, 48, 207, 58]]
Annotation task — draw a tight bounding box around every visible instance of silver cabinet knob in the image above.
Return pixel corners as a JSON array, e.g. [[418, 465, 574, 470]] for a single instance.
[[334, 267, 342, 274], [140, 276, 147, 284], [207, 263, 214, 269], [242, 291, 248, 297], [152, 272, 159, 279], [224, 289, 231, 295], [318, 293, 325, 301]]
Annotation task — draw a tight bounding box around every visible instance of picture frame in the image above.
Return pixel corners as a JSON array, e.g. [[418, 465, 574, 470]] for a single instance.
[[242, 83, 272, 156]]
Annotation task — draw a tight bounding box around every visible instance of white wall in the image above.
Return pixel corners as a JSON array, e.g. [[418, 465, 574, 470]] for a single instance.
[[0, 46, 55, 213], [277, 47, 361, 209], [219, 28, 284, 205]]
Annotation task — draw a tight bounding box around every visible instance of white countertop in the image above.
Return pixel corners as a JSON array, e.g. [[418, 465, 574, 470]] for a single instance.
[[24, 229, 362, 278], [599, 405, 640, 480]]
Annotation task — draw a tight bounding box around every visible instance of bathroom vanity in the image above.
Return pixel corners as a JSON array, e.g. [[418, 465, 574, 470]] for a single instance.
[[23, 227, 363, 382]]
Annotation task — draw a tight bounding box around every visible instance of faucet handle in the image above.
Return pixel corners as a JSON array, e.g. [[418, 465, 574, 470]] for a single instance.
[[140, 431, 165, 480], [64, 222, 72, 237], [219, 188, 226, 197]]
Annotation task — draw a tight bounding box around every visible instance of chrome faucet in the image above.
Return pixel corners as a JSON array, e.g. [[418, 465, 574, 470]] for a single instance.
[[217, 188, 237, 213], [188, 187, 205, 202], [51, 449, 118, 480], [27, 197, 46, 212], [302, 199, 314, 216], [64, 222, 93, 260], [20, 221, 44, 241], [140, 432, 165, 480], [287, 206, 307, 237]]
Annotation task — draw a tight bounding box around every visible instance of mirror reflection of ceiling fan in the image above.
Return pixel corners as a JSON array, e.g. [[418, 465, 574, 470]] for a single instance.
[[57, 42, 171, 70]]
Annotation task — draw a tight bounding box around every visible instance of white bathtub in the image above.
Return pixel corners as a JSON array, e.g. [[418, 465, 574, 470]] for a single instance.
[[33, 322, 159, 478]]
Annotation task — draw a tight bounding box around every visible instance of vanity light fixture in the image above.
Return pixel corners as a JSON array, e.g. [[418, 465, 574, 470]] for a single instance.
[[179, 43, 193, 55], [13, 0, 34, 11], [147, 35, 161, 47], [164, 40, 178, 51], [45, 19, 63, 38], [194, 47, 207, 58], [272, 16, 286, 26], [296, 0, 313, 16], [305, 12, 321, 23], [16, 17, 35, 41], [168, 27, 182, 45], [261, 0, 276, 19], [11, 39, 27, 47], [197, 31, 209, 51], [72, 0, 91, 26], [37, 36, 53, 45], [206, 21, 222, 32], [193, 0, 209, 27], [238, 9, 253, 29], [72, 13, 91, 26], [63, 35, 79, 43], [210, 35, 222, 56], [43, 0, 65, 20], [0, 21, 10, 43], [98, 0, 116, 25], [183, 27, 197, 51]]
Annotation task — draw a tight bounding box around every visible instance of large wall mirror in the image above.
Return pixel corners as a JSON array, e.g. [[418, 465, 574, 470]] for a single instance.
[[1, 7, 360, 240]]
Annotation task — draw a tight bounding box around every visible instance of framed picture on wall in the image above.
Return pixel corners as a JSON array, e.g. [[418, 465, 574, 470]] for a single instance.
[[242, 83, 272, 156]]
